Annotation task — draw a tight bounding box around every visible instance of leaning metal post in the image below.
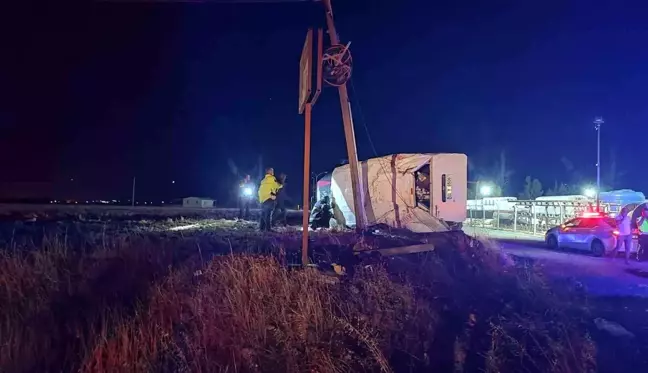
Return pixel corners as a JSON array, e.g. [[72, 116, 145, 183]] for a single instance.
[[321, 0, 365, 230]]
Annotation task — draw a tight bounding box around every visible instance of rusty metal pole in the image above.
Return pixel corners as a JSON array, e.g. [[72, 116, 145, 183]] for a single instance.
[[301, 103, 312, 265], [321, 0, 365, 230]]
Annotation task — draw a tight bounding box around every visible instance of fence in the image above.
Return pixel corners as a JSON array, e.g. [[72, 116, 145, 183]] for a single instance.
[[466, 200, 621, 235]]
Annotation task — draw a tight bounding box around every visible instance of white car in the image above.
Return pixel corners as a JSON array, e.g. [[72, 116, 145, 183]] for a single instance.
[[544, 212, 638, 256]]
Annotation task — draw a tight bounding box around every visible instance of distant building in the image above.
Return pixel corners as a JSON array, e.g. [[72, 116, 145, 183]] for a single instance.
[[182, 197, 214, 208]]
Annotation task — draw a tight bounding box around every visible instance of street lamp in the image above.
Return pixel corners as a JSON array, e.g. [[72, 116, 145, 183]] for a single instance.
[[594, 117, 604, 211], [479, 184, 493, 197], [583, 187, 596, 199]]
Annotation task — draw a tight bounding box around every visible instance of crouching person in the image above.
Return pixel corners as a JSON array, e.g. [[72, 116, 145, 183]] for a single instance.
[[310, 196, 333, 230]]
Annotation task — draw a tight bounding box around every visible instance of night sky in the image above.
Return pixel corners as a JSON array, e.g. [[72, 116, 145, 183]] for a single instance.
[[2, 0, 647, 203]]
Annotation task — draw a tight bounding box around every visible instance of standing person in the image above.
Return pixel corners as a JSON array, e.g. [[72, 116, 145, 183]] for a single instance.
[[636, 205, 648, 260], [611, 207, 633, 264], [238, 175, 254, 220], [273, 173, 289, 227], [258, 167, 282, 231]]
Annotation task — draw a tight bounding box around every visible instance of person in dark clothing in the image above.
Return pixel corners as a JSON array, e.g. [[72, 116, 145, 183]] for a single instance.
[[273, 173, 289, 227], [259, 199, 275, 231], [238, 175, 254, 220], [310, 195, 333, 229], [637, 205, 648, 261], [258, 168, 282, 231]]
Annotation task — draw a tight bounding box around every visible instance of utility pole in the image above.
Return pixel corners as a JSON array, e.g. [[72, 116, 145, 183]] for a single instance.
[[594, 117, 603, 212], [131, 177, 136, 207], [301, 102, 313, 265], [321, 0, 365, 230]]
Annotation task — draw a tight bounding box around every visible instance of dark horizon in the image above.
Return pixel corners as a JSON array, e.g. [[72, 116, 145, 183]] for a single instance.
[[2, 0, 647, 203]]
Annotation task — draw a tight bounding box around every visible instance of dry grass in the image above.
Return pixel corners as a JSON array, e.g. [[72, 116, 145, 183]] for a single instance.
[[0, 240, 180, 372], [80, 255, 424, 372], [0, 225, 598, 373]]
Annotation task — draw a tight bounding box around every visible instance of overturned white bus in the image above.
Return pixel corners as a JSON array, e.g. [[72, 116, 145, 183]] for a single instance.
[[314, 153, 467, 232]]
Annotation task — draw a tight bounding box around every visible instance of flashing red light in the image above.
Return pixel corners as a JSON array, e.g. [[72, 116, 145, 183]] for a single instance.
[[581, 211, 604, 218]]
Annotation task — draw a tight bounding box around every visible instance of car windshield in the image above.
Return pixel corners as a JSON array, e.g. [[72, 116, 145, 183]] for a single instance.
[[562, 218, 581, 228]]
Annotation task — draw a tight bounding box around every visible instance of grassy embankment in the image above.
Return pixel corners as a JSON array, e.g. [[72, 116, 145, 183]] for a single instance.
[[0, 219, 597, 372]]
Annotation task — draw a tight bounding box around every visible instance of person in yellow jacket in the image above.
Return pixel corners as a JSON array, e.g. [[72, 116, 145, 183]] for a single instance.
[[258, 167, 282, 231]]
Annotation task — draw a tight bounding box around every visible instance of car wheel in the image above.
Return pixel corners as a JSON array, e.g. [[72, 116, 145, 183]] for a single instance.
[[546, 234, 558, 250], [591, 239, 605, 257]]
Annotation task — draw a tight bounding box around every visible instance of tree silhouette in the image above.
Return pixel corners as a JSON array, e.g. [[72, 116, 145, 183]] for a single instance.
[[560, 156, 586, 185], [468, 149, 512, 197], [519, 176, 544, 200], [491, 149, 514, 194], [603, 147, 626, 190], [546, 180, 572, 196]]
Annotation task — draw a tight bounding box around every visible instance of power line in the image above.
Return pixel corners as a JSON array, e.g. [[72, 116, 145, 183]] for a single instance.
[[349, 77, 455, 230], [99, 0, 312, 3], [349, 80, 433, 224]]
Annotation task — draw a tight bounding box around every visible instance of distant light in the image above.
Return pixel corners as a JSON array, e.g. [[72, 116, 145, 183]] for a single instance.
[[479, 184, 493, 197], [583, 187, 596, 198], [243, 187, 253, 197], [172, 180, 175, 184], [162, 201, 165, 204]]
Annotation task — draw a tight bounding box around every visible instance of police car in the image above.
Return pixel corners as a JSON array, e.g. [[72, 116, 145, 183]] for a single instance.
[[544, 212, 638, 256]]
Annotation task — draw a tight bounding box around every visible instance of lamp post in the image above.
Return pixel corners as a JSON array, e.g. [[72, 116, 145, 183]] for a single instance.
[[594, 117, 604, 211]]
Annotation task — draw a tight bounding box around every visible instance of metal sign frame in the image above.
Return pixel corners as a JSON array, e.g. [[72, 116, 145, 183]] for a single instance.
[[298, 29, 313, 115]]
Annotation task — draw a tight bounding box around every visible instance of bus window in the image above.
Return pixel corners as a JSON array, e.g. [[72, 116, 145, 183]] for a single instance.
[[415, 164, 430, 210], [442, 174, 452, 202]]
